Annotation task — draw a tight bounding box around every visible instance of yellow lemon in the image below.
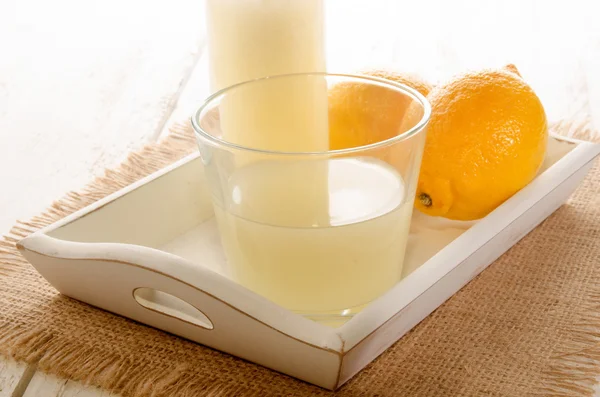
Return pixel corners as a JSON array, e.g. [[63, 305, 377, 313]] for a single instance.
[[416, 65, 548, 220], [328, 69, 432, 150]]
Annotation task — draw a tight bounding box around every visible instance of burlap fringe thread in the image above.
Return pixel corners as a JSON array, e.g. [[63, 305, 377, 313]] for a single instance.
[[0, 124, 199, 395], [1, 121, 600, 396]]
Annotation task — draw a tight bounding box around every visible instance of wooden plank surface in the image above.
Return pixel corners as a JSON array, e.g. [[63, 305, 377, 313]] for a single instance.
[[2, 0, 600, 395], [0, 0, 205, 233], [0, 358, 32, 397], [23, 373, 115, 397], [323, 0, 600, 138], [162, 0, 600, 141]]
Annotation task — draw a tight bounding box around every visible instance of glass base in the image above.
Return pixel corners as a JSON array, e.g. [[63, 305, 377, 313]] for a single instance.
[[293, 303, 369, 328]]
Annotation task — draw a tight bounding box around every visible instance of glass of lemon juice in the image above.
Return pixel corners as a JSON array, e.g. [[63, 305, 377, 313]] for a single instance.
[[192, 73, 430, 324]]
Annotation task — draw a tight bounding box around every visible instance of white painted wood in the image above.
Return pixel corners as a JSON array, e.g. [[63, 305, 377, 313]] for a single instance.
[[17, 248, 342, 389], [158, 0, 600, 140], [0, 0, 206, 233], [24, 372, 112, 397], [14, 136, 599, 390], [157, 47, 211, 140], [0, 357, 31, 397], [22, 373, 66, 397], [46, 153, 212, 248], [324, 0, 600, 139]]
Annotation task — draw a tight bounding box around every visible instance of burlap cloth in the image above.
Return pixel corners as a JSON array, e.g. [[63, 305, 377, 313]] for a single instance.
[[2, 121, 600, 397]]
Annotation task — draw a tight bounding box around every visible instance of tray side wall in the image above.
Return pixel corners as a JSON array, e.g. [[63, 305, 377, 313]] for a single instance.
[[336, 156, 596, 388], [48, 157, 213, 248], [19, 249, 343, 390]]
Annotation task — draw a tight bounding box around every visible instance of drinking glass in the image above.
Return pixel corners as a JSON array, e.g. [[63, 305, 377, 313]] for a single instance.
[[192, 73, 430, 323]]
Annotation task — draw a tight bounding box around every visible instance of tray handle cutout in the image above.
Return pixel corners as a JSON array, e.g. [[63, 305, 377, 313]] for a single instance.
[[133, 287, 214, 330]]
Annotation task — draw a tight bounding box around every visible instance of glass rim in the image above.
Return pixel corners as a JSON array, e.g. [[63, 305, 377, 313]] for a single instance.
[[191, 72, 431, 156]]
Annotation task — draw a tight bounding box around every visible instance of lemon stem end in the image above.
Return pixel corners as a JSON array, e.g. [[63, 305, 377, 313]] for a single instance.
[[419, 193, 432, 207]]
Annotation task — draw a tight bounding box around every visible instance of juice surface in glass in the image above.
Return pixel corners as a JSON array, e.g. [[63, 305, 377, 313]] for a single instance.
[[213, 157, 413, 315]]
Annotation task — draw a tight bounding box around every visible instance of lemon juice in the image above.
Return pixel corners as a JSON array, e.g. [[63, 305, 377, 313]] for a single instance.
[[213, 157, 413, 315]]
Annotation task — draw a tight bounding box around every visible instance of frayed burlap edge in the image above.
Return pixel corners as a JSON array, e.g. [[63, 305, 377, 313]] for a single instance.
[[1, 119, 600, 396], [0, 123, 200, 396]]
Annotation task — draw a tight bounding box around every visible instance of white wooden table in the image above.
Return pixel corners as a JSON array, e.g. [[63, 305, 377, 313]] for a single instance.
[[1, 0, 599, 395]]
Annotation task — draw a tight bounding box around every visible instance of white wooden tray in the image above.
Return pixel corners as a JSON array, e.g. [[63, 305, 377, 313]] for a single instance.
[[17, 135, 600, 390]]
